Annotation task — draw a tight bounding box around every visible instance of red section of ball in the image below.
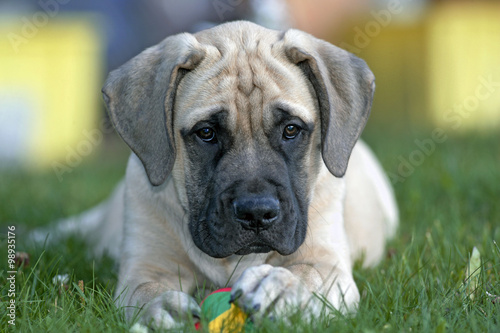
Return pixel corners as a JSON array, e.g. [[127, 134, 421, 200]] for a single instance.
[[200, 287, 232, 306]]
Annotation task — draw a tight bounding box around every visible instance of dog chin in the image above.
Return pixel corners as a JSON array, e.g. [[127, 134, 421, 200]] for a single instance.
[[195, 238, 290, 258], [235, 242, 273, 255], [196, 241, 274, 258]]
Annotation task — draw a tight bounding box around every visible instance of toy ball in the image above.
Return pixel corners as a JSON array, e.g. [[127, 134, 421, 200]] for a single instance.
[[195, 288, 248, 332]]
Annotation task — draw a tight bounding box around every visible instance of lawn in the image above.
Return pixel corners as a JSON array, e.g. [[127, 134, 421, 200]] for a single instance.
[[1, 127, 499, 332]]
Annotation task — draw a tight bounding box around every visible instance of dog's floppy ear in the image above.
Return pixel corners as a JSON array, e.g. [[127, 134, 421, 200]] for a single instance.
[[282, 29, 375, 177], [102, 34, 205, 186]]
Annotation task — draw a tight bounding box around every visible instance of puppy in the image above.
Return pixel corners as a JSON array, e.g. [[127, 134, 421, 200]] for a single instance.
[[38, 21, 398, 329]]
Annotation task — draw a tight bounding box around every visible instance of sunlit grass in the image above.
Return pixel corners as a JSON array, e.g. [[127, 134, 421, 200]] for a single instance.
[[1, 130, 499, 332]]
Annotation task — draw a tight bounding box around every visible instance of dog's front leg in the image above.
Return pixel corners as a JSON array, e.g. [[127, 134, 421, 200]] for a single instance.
[[230, 213, 359, 322], [230, 264, 324, 322], [117, 261, 202, 330], [127, 280, 201, 329], [230, 261, 358, 323], [116, 234, 202, 330]]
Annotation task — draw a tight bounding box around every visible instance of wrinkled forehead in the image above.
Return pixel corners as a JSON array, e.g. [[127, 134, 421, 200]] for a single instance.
[[173, 34, 317, 131]]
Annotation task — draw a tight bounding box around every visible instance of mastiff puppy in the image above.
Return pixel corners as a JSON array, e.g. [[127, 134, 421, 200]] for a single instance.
[[48, 21, 399, 329]]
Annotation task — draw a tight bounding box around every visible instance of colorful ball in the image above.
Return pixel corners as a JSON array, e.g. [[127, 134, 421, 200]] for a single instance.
[[195, 288, 248, 332]]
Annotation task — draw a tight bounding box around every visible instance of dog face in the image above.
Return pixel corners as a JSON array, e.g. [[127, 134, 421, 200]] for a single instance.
[[102, 21, 375, 259], [173, 38, 322, 257]]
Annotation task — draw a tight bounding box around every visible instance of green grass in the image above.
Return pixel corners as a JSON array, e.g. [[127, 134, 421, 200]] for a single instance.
[[1, 129, 499, 332]]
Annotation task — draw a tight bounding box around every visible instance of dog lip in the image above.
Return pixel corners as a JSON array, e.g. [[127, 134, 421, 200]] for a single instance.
[[235, 242, 273, 255]]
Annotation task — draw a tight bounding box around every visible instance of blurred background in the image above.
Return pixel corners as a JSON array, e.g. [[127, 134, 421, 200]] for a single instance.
[[0, 0, 499, 179], [2, 3, 498, 330]]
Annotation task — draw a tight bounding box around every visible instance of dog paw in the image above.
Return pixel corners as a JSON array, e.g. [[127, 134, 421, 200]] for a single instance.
[[230, 264, 324, 322], [139, 291, 201, 330]]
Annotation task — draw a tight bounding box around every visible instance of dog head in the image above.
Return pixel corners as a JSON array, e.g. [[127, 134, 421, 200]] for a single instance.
[[102, 21, 374, 258]]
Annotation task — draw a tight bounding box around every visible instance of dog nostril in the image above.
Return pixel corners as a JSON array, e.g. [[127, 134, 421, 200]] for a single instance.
[[233, 196, 280, 231], [263, 212, 277, 221]]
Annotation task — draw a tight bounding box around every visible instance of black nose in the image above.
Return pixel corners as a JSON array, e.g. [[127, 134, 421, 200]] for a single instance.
[[233, 196, 280, 232]]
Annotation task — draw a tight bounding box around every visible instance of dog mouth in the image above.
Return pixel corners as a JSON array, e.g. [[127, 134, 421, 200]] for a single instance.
[[235, 242, 273, 255], [190, 215, 305, 258], [189, 218, 281, 257]]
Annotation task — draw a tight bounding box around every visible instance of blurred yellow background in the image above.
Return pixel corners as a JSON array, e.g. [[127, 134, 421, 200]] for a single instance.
[[346, 1, 500, 130], [0, 0, 499, 171], [0, 16, 102, 169]]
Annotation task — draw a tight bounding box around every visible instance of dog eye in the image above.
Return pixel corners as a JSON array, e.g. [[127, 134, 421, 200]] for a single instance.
[[196, 128, 216, 142], [283, 124, 300, 140], [196, 127, 217, 143]]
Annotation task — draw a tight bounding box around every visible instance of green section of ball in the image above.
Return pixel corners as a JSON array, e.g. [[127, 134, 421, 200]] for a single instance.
[[201, 289, 233, 321]]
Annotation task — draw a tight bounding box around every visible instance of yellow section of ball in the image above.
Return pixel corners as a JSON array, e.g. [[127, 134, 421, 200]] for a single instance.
[[208, 303, 247, 333]]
